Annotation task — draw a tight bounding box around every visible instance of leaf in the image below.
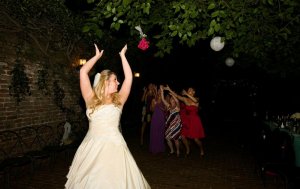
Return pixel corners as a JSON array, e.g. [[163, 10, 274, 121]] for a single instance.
[[112, 7, 116, 14], [210, 19, 216, 27], [214, 23, 220, 32], [171, 31, 177, 37], [219, 10, 226, 18], [168, 25, 176, 30], [123, 0, 132, 6], [267, 0, 274, 5], [208, 27, 214, 36], [211, 11, 219, 18], [110, 22, 115, 29], [144, 5, 150, 14], [82, 25, 90, 33], [107, 4, 112, 11], [114, 22, 120, 30], [190, 11, 198, 18], [95, 30, 103, 38], [208, 3, 215, 10]]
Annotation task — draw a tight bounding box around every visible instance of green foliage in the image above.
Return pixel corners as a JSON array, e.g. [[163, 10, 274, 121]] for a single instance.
[[82, 0, 300, 64], [3, 0, 299, 78], [9, 57, 31, 104]]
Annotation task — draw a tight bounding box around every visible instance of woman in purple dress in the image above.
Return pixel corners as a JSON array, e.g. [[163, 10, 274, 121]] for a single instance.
[[149, 86, 166, 154], [140, 83, 156, 146]]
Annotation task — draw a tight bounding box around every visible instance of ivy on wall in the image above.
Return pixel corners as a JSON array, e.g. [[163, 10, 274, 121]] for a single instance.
[[52, 80, 65, 111], [9, 46, 31, 104], [37, 62, 49, 95]]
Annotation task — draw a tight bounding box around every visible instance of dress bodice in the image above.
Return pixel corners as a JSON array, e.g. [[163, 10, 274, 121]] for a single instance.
[[86, 104, 122, 137], [185, 105, 199, 115]]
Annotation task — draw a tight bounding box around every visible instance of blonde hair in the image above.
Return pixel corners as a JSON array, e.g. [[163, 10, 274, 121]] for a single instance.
[[88, 69, 121, 115]]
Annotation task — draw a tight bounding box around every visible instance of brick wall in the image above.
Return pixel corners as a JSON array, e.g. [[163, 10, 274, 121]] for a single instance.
[[0, 18, 84, 131]]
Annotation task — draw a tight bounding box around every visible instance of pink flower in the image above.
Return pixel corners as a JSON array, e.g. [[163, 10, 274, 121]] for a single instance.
[[138, 37, 149, 51]]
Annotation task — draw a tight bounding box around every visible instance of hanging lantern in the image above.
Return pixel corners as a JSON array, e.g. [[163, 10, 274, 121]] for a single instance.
[[210, 36, 225, 51], [225, 57, 235, 67]]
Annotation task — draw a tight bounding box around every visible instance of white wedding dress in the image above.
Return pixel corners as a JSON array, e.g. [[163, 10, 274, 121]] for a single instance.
[[65, 104, 151, 189]]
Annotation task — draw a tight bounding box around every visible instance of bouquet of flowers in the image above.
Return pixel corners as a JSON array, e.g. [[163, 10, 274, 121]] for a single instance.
[[135, 25, 149, 51]]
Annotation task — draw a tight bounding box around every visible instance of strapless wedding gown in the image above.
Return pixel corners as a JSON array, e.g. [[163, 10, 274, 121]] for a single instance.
[[65, 104, 151, 189]]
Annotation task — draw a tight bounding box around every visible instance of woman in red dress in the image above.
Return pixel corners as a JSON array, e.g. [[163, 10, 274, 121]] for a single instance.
[[166, 86, 205, 157]]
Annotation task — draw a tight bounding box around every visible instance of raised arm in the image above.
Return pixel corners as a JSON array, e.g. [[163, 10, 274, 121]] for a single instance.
[[170, 93, 180, 109], [80, 44, 104, 104], [160, 85, 170, 108], [182, 90, 199, 103], [118, 44, 133, 106], [165, 85, 187, 104], [141, 87, 147, 102]]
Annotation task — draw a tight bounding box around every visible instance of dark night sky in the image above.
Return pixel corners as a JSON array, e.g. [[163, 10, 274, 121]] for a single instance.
[[129, 40, 300, 117], [137, 40, 217, 86]]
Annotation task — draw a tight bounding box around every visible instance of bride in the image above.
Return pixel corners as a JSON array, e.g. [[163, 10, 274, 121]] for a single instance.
[[65, 44, 151, 189]]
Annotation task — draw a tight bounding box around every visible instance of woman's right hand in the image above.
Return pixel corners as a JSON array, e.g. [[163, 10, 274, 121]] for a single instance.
[[160, 85, 164, 91], [94, 44, 104, 58]]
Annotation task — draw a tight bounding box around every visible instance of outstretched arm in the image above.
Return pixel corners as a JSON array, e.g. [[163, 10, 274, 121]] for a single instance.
[[118, 44, 133, 106], [80, 44, 104, 104]]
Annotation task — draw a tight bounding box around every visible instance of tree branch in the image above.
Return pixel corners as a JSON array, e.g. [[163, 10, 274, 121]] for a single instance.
[[27, 33, 49, 57]]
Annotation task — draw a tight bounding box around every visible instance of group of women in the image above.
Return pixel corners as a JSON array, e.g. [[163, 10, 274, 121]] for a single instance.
[[140, 83, 206, 158]]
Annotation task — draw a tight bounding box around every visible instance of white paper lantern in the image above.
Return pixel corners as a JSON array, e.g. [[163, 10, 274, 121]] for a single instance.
[[210, 36, 225, 51], [225, 57, 235, 67]]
